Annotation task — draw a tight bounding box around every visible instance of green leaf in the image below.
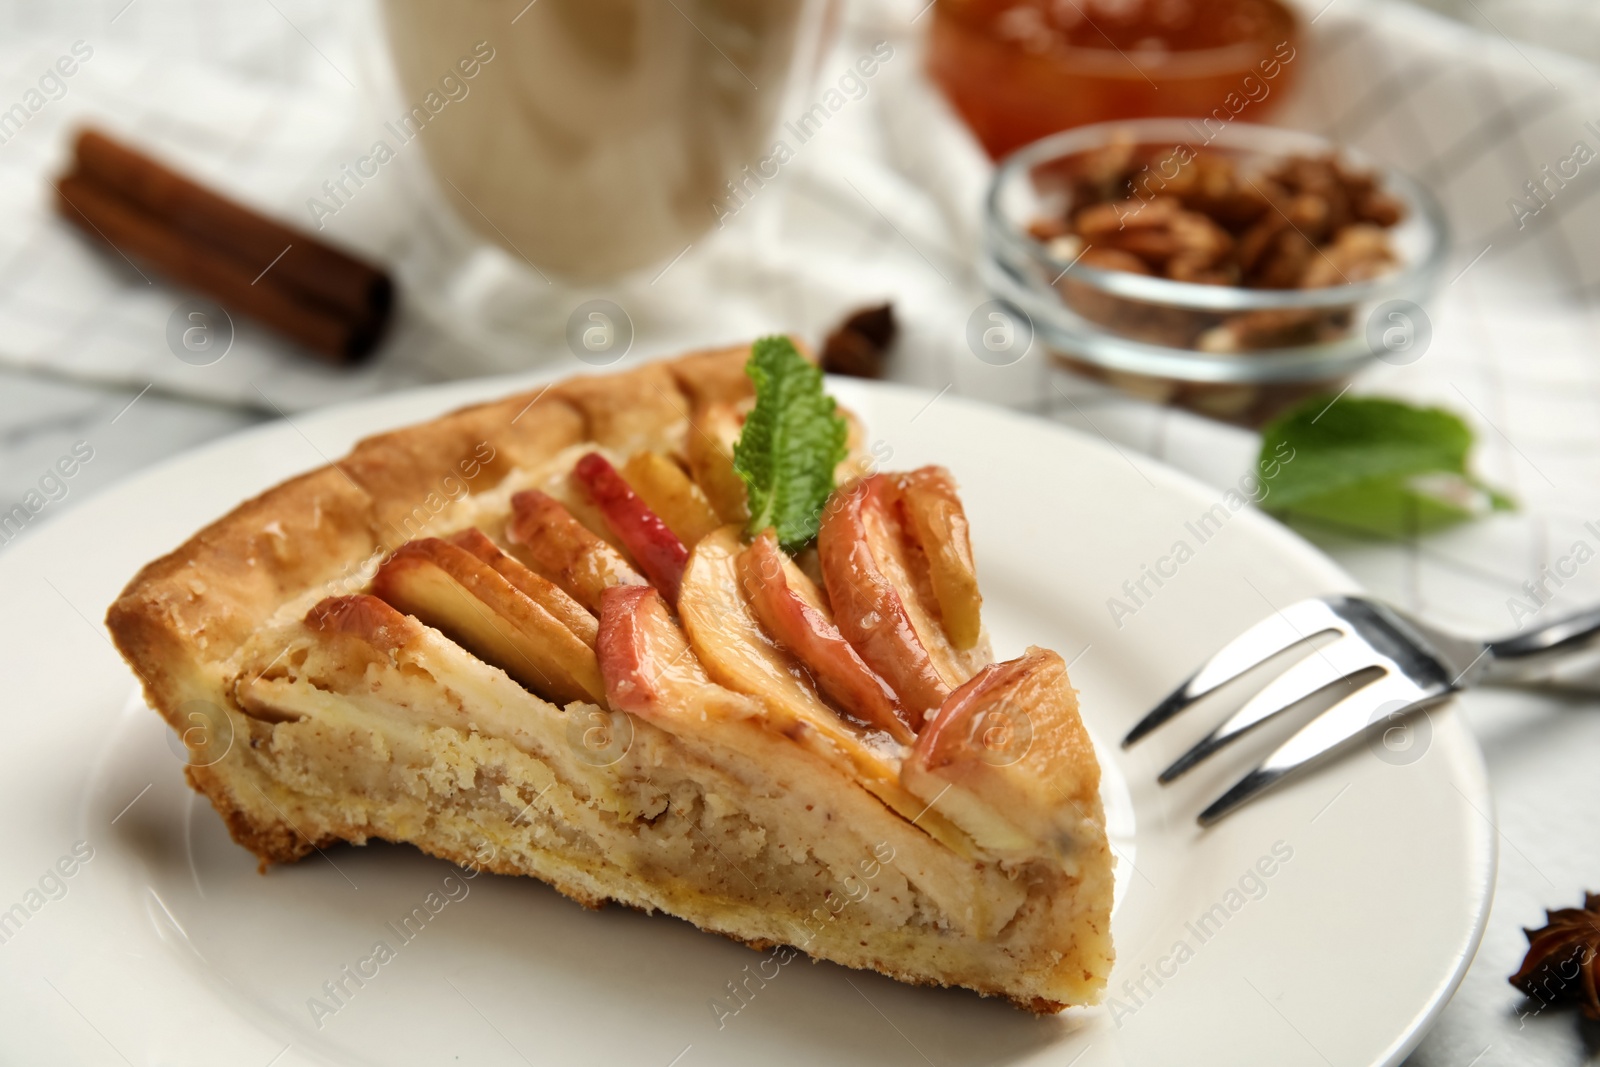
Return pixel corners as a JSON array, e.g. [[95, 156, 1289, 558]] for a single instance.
[[1259, 396, 1513, 538], [733, 336, 850, 551]]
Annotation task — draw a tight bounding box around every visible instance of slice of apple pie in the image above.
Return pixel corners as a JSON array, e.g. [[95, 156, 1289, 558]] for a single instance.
[[106, 338, 1113, 1011]]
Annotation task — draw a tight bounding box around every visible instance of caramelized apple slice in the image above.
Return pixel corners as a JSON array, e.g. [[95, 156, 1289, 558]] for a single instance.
[[819, 476, 954, 726], [597, 585, 756, 723], [684, 402, 748, 523], [902, 648, 1102, 859], [300, 593, 422, 686], [305, 593, 420, 653], [622, 451, 722, 547], [447, 527, 598, 647], [895, 467, 982, 650], [680, 526, 832, 728], [506, 490, 647, 614], [682, 526, 977, 856], [737, 529, 911, 743], [573, 452, 689, 604], [372, 538, 606, 706], [257, 594, 421, 713]]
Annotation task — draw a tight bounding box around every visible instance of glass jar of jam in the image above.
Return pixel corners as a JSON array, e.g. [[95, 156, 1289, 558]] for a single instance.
[[928, 0, 1300, 159]]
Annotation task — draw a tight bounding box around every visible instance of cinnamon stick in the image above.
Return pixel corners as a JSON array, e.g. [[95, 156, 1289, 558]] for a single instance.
[[73, 129, 391, 325], [56, 173, 382, 362]]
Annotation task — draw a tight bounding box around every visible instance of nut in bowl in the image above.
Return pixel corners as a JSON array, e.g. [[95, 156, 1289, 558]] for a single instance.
[[981, 119, 1450, 423]]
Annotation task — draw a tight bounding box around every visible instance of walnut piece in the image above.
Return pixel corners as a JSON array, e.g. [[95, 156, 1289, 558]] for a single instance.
[[1033, 144, 1404, 292], [1034, 144, 1406, 358]]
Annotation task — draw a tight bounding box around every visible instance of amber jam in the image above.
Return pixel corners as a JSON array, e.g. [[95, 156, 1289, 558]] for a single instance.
[[928, 0, 1300, 159]]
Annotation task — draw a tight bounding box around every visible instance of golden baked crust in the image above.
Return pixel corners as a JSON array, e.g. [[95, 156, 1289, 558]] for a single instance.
[[107, 348, 758, 735], [106, 343, 1114, 1012]]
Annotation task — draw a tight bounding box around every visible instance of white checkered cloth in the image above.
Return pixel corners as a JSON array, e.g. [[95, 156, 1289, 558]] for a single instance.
[[1, 1, 1597, 1062]]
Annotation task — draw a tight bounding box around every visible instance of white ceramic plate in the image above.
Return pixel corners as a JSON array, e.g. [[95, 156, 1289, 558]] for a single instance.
[[0, 372, 1494, 1067]]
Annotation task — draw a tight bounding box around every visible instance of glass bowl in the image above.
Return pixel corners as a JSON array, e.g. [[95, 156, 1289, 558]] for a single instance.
[[980, 119, 1451, 424]]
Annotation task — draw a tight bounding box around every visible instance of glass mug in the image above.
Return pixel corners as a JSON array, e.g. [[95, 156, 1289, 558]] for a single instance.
[[381, 0, 837, 283]]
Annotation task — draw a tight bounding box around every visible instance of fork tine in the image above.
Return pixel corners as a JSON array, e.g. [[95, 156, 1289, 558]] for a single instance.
[[1123, 599, 1348, 747], [1197, 673, 1444, 826], [1157, 638, 1385, 783]]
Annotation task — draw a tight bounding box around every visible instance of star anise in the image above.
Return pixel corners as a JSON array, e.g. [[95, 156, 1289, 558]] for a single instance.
[[1509, 891, 1600, 1020], [820, 303, 896, 380]]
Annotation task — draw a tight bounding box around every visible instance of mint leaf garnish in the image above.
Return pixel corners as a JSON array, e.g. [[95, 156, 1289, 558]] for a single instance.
[[1260, 396, 1513, 537], [734, 336, 849, 552]]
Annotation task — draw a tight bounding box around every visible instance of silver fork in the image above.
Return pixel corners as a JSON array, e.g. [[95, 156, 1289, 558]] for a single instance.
[[1122, 595, 1600, 826]]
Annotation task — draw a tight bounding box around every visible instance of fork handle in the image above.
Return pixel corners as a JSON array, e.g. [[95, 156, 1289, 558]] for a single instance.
[[1482, 605, 1600, 685]]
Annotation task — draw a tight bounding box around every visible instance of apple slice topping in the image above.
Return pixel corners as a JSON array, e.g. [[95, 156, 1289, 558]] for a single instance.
[[596, 584, 756, 723], [280, 594, 424, 702], [621, 451, 722, 547], [736, 529, 911, 743], [506, 490, 647, 615], [680, 525, 978, 856], [305, 593, 421, 653], [372, 538, 606, 707], [573, 452, 690, 605], [447, 527, 597, 647], [679, 525, 835, 730], [818, 475, 955, 727], [895, 467, 983, 651], [684, 402, 749, 524], [902, 647, 1101, 860]]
